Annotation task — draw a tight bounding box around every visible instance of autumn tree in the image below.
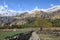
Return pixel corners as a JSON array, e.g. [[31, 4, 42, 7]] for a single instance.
[[34, 18, 52, 31]]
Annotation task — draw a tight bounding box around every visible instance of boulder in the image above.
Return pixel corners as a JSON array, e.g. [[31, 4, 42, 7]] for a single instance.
[[29, 32, 40, 40]]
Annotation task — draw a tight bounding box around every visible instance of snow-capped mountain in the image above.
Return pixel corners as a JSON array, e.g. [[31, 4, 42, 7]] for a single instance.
[[46, 5, 60, 12], [0, 6, 18, 16], [0, 5, 60, 16], [0, 5, 60, 26], [16, 5, 60, 19]]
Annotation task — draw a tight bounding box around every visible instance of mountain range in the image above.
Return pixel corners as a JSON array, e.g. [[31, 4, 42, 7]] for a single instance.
[[0, 5, 60, 26]]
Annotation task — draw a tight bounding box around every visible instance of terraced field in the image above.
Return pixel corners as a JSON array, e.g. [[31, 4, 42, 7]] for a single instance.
[[0, 28, 60, 40], [0, 29, 30, 40]]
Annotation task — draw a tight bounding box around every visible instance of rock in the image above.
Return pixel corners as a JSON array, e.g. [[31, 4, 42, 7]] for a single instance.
[[29, 32, 40, 40], [13, 29, 17, 32]]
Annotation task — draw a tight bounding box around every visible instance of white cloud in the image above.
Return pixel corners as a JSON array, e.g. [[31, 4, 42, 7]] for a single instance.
[[0, 6, 5, 10], [50, 4, 54, 6], [3, 2, 8, 8], [33, 6, 40, 10], [9, 10, 16, 12], [0, 2, 8, 10], [4, 5, 8, 8], [40, 9, 47, 11]]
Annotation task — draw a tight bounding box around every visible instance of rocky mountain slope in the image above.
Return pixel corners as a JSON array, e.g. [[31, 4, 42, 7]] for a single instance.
[[0, 6, 60, 26]]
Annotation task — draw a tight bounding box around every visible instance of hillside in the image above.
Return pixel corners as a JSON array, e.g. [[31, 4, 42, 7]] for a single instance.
[[0, 6, 60, 27]]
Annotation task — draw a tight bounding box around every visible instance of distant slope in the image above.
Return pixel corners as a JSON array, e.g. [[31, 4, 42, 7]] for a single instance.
[[0, 6, 60, 26]]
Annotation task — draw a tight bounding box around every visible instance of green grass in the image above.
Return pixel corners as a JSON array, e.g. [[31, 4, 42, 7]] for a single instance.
[[0, 30, 29, 39]]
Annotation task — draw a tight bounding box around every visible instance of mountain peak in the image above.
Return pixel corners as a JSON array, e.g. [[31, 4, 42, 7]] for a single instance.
[[0, 5, 60, 16], [47, 5, 60, 12]]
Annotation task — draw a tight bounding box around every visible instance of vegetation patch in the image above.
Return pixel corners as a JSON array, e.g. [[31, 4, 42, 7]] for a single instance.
[[0, 29, 29, 39]]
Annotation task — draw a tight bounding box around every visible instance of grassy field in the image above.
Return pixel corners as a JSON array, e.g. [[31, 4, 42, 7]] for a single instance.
[[0, 29, 29, 39], [0, 28, 60, 40], [39, 33, 60, 40], [38, 28, 60, 40]]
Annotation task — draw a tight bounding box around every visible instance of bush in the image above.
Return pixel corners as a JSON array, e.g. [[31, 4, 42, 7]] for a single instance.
[[51, 19, 60, 27]]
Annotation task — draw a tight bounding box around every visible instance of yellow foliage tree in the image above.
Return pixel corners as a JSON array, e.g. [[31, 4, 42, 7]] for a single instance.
[[34, 18, 52, 27]]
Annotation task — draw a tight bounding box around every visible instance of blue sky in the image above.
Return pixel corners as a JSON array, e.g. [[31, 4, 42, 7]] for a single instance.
[[0, 0, 60, 11]]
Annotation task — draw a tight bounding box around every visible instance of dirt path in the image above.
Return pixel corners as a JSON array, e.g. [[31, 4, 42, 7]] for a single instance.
[[29, 32, 40, 40]]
